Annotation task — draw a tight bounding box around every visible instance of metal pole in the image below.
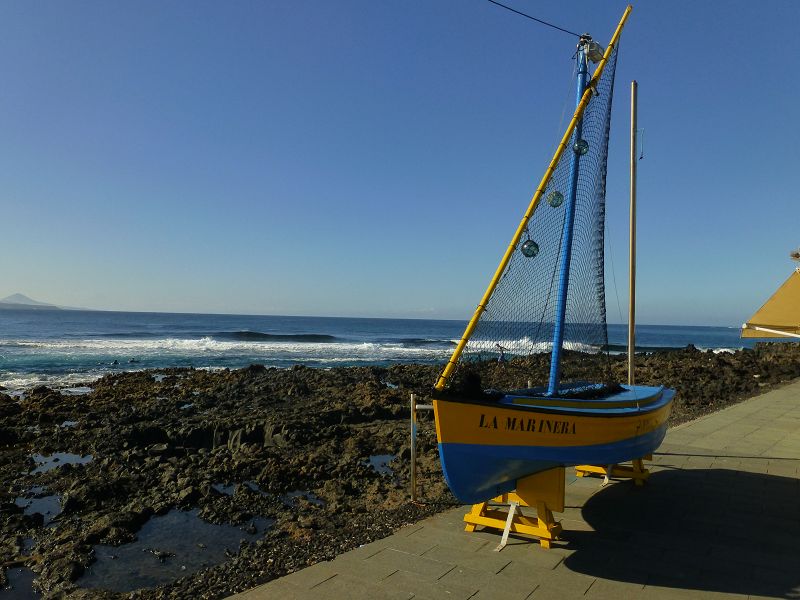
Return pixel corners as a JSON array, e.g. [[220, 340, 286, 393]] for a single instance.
[[410, 393, 417, 501], [628, 81, 637, 386], [747, 325, 800, 339], [547, 43, 589, 396]]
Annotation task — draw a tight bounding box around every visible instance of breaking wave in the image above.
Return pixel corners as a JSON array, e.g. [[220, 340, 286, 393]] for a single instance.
[[0, 337, 444, 355], [0, 336, 456, 390], [466, 337, 602, 355], [0, 301, 754, 399], [96, 330, 339, 343], [214, 331, 338, 343]]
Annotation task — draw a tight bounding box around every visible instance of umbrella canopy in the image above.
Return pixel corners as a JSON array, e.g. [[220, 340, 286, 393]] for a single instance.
[[741, 270, 800, 339]]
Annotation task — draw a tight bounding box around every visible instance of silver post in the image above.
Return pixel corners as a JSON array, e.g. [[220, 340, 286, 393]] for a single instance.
[[628, 80, 638, 386], [410, 393, 417, 501]]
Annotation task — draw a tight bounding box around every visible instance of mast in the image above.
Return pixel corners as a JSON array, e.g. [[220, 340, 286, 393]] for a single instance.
[[433, 6, 632, 392], [546, 39, 590, 396], [628, 81, 638, 386]]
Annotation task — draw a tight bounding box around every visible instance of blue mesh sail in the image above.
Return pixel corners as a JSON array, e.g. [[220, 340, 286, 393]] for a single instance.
[[449, 44, 619, 394]]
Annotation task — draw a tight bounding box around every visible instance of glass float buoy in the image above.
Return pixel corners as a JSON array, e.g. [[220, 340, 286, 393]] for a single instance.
[[521, 239, 540, 258], [573, 139, 589, 155], [547, 191, 564, 208]]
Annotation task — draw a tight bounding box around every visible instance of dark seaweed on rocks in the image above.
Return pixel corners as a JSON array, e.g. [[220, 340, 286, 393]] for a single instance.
[[1, 342, 799, 598]]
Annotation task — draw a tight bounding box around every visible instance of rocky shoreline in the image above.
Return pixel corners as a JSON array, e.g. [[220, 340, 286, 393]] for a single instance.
[[2, 343, 800, 598]]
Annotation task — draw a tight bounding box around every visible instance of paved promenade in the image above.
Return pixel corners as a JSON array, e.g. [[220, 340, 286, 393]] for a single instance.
[[231, 381, 800, 600]]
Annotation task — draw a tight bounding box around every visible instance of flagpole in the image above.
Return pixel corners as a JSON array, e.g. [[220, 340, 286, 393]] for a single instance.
[[628, 80, 638, 386]]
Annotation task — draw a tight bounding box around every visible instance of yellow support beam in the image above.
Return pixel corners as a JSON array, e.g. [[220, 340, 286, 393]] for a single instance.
[[435, 5, 633, 391], [575, 455, 652, 486], [463, 468, 565, 549]]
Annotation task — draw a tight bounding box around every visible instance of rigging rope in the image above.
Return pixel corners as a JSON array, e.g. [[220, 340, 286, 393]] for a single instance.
[[606, 222, 625, 326], [486, 0, 582, 38]]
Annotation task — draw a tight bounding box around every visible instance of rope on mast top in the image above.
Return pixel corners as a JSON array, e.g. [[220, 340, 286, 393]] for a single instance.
[[486, 0, 582, 38]]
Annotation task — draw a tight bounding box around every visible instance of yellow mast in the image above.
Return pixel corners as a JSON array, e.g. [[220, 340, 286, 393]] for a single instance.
[[435, 5, 633, 391]]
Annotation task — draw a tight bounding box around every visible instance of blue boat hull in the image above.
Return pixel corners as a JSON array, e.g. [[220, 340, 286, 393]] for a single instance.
[[433, 385, 675, 504]]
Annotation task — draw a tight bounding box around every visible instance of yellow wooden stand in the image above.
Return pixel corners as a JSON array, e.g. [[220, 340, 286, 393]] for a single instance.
[[463, 467, 564, 549], [575, 454, 652, 486]]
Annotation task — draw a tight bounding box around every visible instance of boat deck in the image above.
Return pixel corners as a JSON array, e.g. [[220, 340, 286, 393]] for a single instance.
[[499, 384, 668, 415], [229, 379, 800, 600]]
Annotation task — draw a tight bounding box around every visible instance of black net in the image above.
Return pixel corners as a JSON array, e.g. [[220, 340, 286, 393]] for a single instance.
[[450, 44, 619, 395]]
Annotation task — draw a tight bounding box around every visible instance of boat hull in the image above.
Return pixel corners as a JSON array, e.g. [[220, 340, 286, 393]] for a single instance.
[[433, 385, 674, 504]]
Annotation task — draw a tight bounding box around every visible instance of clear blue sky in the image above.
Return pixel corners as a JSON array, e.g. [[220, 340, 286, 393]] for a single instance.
[[1, 1, 797, 325]]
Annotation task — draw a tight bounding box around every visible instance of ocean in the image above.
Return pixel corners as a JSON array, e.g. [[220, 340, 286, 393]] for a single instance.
[[0, 309, 766, 391]]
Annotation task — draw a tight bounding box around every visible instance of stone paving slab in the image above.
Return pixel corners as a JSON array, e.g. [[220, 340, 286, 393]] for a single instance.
[[229, 380, 800, 600]]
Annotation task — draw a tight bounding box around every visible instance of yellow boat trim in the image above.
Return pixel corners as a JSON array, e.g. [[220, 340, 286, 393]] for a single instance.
[[433, 397, 670, 448]]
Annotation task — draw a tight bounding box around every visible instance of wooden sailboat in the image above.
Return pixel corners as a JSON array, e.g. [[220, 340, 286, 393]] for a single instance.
[[431, 6, 675, 507]]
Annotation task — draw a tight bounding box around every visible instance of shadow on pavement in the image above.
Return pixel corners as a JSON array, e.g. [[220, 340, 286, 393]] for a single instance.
[[562, 468, 800, 598]]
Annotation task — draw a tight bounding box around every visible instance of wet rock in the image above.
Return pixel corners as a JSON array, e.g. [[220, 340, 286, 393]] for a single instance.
[[26, 512, 45, 528], [145, 547, 176, 563], [0, 393, 20, 417], [129, 424, 169, 446], [0, 427, 19, 446], [66, 560, 84, 582], [297, 515, 319, 529], [85, 509, 152, 545], [148, 442, 170, 456], [244, 364, 267, 375], [178, 486, 200, 505]]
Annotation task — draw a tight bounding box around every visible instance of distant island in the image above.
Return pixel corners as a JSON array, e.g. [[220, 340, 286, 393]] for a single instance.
[[0, 293, 64, 311]]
